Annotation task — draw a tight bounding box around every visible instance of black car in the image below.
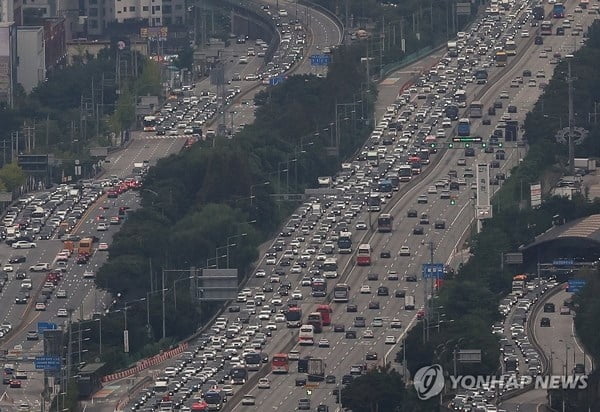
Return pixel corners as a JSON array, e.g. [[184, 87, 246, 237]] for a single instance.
[[295, 377, 307, 386], [377, 286, 389, 296], [8, 256, 25, 264], [368, 301, 380, 309], [228, 305, 241, 313], [434, 220, 446, 229], [365, 351, 378, 360], [405, 275, 418, 282], [367, 273, 379, 281], [345, 330, 357, 339], [488, 106, 496, 116], [395, 289, 407, 298], [380, 250, 391, 258], [413, 226, 424, 235], [341, 375, 354, 384], [407, 209, 418, 218], [325, 375, 336, 384], [346, 304, 358, 312], [508, 105, 517, 113], [523, 69, 532, 77], [333, 324, 345, 332], [482, 118, 491, 125]]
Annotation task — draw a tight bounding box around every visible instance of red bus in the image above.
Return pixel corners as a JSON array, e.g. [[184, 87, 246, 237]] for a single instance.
[[307, 312, 323, 333], [271, 353, 290, 373], [356, 244, 371, 266], [316, 304, 332, 326]]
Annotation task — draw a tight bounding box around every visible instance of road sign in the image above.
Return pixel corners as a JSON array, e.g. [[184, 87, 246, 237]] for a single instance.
[[553, 259, 574, 266], [567, 278, 586, 293], [504, 252, 523, 264], [452, 136, 483, 143], [34, 356, 61, 370], [269, 75, 286, 86], [305, 383, 319, 388], [37, 322, 58, 333], [310, 54, 331, 66], [422, 263, 444, 279]]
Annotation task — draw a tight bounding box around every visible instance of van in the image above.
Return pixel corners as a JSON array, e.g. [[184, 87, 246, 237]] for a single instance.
[[404, 296, 415, 310]]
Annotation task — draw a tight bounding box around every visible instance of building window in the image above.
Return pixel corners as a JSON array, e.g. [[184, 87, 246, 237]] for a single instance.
[[174, 4, 182, 9], [89, 7, 98, 16], [89, 0, 97, 4], [175, 16, 182, 24], [163, 16, 171, 24], [89, 19, 98, 28], [142, 6, 148, 11], [123, 6, 126, 11], [129, 6, 134, 11], [163, 5, 171, 13]]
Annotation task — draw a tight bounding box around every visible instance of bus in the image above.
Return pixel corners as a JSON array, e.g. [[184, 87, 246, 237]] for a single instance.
[[78, 237, 94, 256], [299, 324, 314, 345], [230, 366, 248, 384], [553, 3, 565, 18], [333, 283, 351, 302], [367, 193, 381, 212], [495, 50, 507, 67], [541, 21, 553, 35], [307, 313, 323, 333], [366, 151, 379, 167], [404, 295, 415, 310], [243, 352, 262, 371], [399, 165, 412, 182], [204, 390, 224, 411], [316, 304, 332, 326], [457, 119, 471, 136], [505, 40, 516, 56], [445, 104, 459, 120], [271, 353, 290, 373], [143, 115, 158, 132], [285, 306, 302, 328], [377, 213, 394, 233], [580, 0, 589, 9], [357, 244, 371, 266], [322, 258, 338, 278], [337, 231, 352, 254], [311, 278, 327, 297], [454, 90, 467, 108], [378, 179, 393, 193], [153, 379, 169, 393], [469, 101, 484, 118]]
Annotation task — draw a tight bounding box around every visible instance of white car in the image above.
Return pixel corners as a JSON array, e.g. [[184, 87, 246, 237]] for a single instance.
[[427, 186, 437, 194], [318, 338, 330, 347], [355, 221, 368, 230], [274, 313, 286, 322], [363, 329, 374, 339], [360, 285, 371, 294], [387, 270, 399, 280], [291, 290, 303, 300], [83, 270, 95, 278], [385, 336, 397, 345], [96, 222, 108, 231], [255, 269, 266, 277], [266, 257, 277, 265], [241, 395, 256, 405], [12, 241, 36, 249], [258, 378, 271, 389], [57, 308, 68, 317], [290, 265, 302, 274], [399, 246, 411, 256], [2, 265, 13, 272], [98, 242, 109, 251]]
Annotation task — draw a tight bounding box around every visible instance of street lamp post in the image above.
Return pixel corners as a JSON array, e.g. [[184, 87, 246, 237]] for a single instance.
[[146, 288, 168, 338], [250, 181, 269, 207], [122, 298, 146, 353], [226, 233, 247, 268]]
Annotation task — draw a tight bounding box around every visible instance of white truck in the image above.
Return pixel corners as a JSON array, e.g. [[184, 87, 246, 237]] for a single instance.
[[447, 41, 458, 57]]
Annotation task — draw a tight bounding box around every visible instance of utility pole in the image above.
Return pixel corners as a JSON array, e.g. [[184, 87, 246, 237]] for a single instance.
[[567, 55, 575, 174], [162, 268, 166, 340]]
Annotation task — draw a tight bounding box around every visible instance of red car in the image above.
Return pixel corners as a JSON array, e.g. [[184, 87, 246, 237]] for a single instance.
[[9, 379, 21, 388]]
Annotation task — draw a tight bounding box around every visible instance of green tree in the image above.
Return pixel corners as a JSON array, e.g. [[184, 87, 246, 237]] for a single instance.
[[135, 59, 162, 96], [341, 365, 408, 411], [0, 163, 26, 192], [110, 87, 136, 133], [173, 44, 194, 72]]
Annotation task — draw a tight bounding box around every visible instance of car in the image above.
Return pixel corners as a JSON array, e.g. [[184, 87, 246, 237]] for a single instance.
[[83, 270, 95, 278], [387, 270, 399, 280], [395, 288, 407, 298], [508, 105, 517, 113], [29, 263, 50, 272], [385, 336, 397, 344], [377, 286, 389, 296], [295, 377, 307, 387], [26, 331, 38, 340], [420, 213, 429, 225], [390, 318, 402, 329], [298, 398, 311, 410], [406, 275, 418, 282], [2, 265, 13, 272], [368, 301, 380, 309], [413, 226, 424, 235], [12, 241, 36, 249], [325, 375, 336, 384], [258, 377, 270, 389], [241, 395, 256, 405], [363, 329, 374, 338], [345, 330, 357, 339], [98, 242, 109, 251], [8, 256, 26, 264], [360, 285, 371, 294], [434, 220, 446, 229], [366, 351, 378, 360], [346, 304, 358, 312], [35, 302, 46, 311], [380, 250, 391, 258], [96, 222, 108, 231], [367, 273, 379, 281], [56, 289, 67, 299], [57, 308, 68, 317], [407, 209, 418, 217], [457, 158, 467, 166], [333, 324, 345, 332], [372, 317, 384, 327], [417, 195, 428, 204], [9, 380, 21, 388], [355, 221, 368, 230], [499, 91, 509, 99], [399, 246, 410, 256], [318, 338, 330, 347]]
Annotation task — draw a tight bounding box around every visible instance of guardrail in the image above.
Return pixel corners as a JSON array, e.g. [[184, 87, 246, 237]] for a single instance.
[[298, 0, 344, 40]]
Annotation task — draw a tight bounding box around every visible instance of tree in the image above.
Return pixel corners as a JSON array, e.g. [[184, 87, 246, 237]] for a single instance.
[[173, 45, 194, 72], [135, 59, 162, 97], [0, 163, 25, 192], [341, 365, 407, 411]]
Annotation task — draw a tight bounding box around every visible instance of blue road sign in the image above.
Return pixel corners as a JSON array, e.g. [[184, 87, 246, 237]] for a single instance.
[[37, 322, 58, 333], [567, 278, 586, 293], [422, 263, 445, 279], [269, 75, 286, 86], [310, 54, 332, 66], [34, 356, 61, 371], [553, 259, 574, 266]]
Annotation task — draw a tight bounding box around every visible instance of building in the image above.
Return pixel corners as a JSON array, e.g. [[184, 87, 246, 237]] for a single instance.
[[66, 38, 147, 64], [0, 22, 17, 107], [84, 0, 114, 37], [17, 25, 45, 93], [1, 0, 22, 24], [43, 17, 66, 71]]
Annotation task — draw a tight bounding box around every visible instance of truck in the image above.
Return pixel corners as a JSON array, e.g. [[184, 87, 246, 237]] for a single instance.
[[132, 162, 145, 175], [298, 357, 325, 381], [447, 41, 458, 57], [78, 237, 94, 256]]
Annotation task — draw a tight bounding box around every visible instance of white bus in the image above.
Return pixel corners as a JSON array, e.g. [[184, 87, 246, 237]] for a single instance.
[[322, 258, 338, 278], [299, 324, 314, 345], [454, 89, 467, 108]]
